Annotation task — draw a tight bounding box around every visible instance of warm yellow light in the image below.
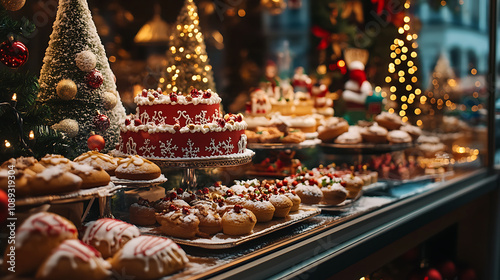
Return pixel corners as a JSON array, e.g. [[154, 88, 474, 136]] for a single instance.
[[412, 42, 418, 48], [471, 68, 477, 75], [475, 81, 481, 87], [4, 140, 10, 148], [404, 16, 410, 23], [159, 77, 165, 83], [172, 86, 178, 92], [417, 120, 423, 126], [381, 91, 387, 97], [192, 76, 197, 81], [399, 110, 406, 116], [441, 0, 446, 6], [411, 52, 417, 58], [401, 55, 407, 61], [402, 104, 408, 110], [420, 96, 427, 104], [473, 92, 479, 98], [390, 94, 397, 101], [12, 93, 17, 101], [399, 40, 404, 46], [179, 47, 184, 52], [408, 68, 414, 74], [412, 77, 418, 83], [446, 100, 452, 107], [398, 27, 404, 34], [389, 68, 395, 73], [406, 34, 413, 41], [408, 61, 414, 67], [395, 59, 401, 65], [398, 70, 405, 77], [406, 85, 412, 91], [238, 9, 246, 17], [385, 77, 392, 83], [375, 86, 382, 92], [203, 77, 208, 83], [402, 47, 408, 53], [415, 108, 421, 115], [338, 60, 346, 67], [405, 2, 410, 9], [401, 96, 407, 102], [388, 108, 395, 114], [404, 24, 410, 31], [408, 98, 414, 104], [390, 52, 397, 59], [402, 116, 408, 122], [395, 48, 401, 54], [399, 77, 405, 83], [390, 86, 396, 92], [29, 130, 34, 140], [412, 34, 418, 39], [176, 25, 181, 30], [390, 45, 396, 50]]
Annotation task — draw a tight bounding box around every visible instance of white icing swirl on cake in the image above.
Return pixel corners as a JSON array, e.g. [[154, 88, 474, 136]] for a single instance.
[[134, 89, 221, 106]]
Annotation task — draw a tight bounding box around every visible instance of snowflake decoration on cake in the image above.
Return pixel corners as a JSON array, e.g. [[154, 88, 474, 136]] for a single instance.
[[211, 109, 221, 120], [126, 137, 137, 155], [182, 139, 200, 158], [152, 111, 166, 124], [194, 110, 209, 125], [205, 137, 233, 156], [139, 139, 156, 157], [238, 134, 247, 153], [174, 110, 193, 125], [159, 139, 178, 158], [139, 111, 150, 124]]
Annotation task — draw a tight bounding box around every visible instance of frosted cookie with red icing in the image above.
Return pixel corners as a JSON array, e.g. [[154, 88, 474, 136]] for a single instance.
[[109, 235, 189, 280], [3, 212, 78, 276], [82, 218, 140, 259], [115, 155, 161, 180], [36, 239, 111, 280]]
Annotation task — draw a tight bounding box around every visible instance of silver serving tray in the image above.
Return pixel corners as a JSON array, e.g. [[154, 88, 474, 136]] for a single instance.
[[110, 174, 168, 187], [247, 138, 321, 150], [16, 182, 121, 206], [149, 149, 255, 168], [139, 206, 321, 249]]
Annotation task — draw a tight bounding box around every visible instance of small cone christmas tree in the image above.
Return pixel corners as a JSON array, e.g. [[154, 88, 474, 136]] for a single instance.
[[159, 0, 215, 94], [38, 0, 126, 157]]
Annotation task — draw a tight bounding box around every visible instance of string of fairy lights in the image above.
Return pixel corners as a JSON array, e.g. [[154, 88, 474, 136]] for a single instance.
[[160, 0, 213, 93], [378, 0, 424, 126]]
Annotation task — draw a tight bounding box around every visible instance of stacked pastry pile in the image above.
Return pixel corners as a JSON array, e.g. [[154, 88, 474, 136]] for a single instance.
[[0, 152, 161, 197], [284, 165, 378, 205], [3, 212, 189, 280], [318, 112, 422, 145], [128, 180, 304, 238]]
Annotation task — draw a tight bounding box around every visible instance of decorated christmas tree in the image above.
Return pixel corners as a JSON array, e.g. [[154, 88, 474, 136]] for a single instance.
[[38, 0, 126, 157], [0, 1, 68, 161], [383, 0, 424, 126], [159, 0, 215, 94]]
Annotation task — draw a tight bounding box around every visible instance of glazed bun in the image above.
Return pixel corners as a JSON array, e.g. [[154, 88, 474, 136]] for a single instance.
[[36, 239, 111, 280], [109, 235, 189, 280], [82, 218, 141, 259]]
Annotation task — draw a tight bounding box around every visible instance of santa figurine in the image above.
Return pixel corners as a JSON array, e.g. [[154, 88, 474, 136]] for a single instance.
[[245, 88, 272, 116], [342, 60, 372, 106], [291, 66, 312, 95], [260, 60, 281, 100]]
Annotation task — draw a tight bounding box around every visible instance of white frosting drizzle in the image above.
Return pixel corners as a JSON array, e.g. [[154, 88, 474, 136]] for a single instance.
[[40, 239, 111, 277], [119, 235, 188, 273], [17, 212, 77, 247], [121, 120, 247, 134], [82, 219, 140, 255]]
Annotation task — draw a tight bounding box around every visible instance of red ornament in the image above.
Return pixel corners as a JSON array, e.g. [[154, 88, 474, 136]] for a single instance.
[[425, 268, 443, 280], [87, 134, 105, 151], [437, 260, 457, 279], [94, 113, 110, 131], [86, 69, 103, 89], [0, 40, 28, 68], [169, 92, 178, 102], [141, 89, 148, 97], [125, 119, 131, 125], [0, 189, 8, 224], [190, 88, 200, 98]]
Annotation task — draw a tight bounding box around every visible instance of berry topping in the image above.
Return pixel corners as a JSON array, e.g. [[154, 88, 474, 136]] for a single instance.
[[276, 181, 283, 188], [125, 119, 131, 125], [264, 183, 271, 189], [236, 113, 243, 122], [153, 92, 159, 98], [233, 204, 242, 213], [169, 204, 179, 212], [292, 180, 299, 187], [169, 192, 177, 199], [182, 206, 190, 215], [190, 88, 200, 97], [202, 90, 211, 98], [134, 119, 142, 126], [214, 181, 221, 187], [282, 179, 288, 185], [226, 189, 234, 196], [279, 188, 286, 194], [169, 92, 178, 102], [141, 89, 148, 97], [308, 179, 317, 186], [216, 118, 226, 128], [156, 88, 162, 94], [176, 188, 184, 194], [202, 187, 210, 194]]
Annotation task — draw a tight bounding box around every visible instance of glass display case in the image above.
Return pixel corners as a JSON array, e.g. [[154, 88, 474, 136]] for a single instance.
[[1, 0, 499, 279]]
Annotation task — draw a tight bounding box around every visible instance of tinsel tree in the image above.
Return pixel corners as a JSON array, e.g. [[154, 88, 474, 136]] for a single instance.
[[0, 1, 68, 161], [37, 0, 127, 158], [159, 0, 215, 94], [382, 0, 424, 126]]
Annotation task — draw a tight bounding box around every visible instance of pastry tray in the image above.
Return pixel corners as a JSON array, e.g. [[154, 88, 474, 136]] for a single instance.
[[247, 138, 321, 150], [16, 182, 121, 207], [311, 189, 364, 212], [320, 142, 415, 154], [110, 174, 168, 187], [139, 206, 321, 249]]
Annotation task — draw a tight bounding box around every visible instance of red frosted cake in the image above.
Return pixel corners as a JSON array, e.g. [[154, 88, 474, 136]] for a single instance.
[[116, 88, 250, 159]]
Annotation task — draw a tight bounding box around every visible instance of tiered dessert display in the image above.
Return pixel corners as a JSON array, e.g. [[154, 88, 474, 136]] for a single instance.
[[115, 88, 254, 188]]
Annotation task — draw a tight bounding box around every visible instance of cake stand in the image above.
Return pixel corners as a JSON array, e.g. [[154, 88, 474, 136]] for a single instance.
[[150, 149, 255, 189]]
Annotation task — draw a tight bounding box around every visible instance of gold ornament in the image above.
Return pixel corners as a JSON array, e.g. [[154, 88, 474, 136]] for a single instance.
[[51, 119, 79, 138], [102, 91, 118, 110], [1, 0, 25, 11], [56, 79, 77, 100]]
